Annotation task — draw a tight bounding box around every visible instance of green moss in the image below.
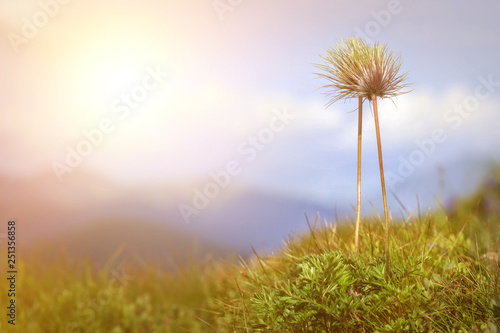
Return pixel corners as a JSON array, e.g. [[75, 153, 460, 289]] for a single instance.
[[1, 171, 500, 332]]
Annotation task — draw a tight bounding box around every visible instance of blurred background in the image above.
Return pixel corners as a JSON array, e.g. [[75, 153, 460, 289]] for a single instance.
[[0, 0, 499, 264]]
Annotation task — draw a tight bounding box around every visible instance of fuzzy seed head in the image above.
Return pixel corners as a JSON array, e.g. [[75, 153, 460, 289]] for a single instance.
[[315, 37, 411, 107]]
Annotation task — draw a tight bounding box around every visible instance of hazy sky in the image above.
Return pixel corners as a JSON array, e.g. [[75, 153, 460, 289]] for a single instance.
[[1, 0, 500, 215]]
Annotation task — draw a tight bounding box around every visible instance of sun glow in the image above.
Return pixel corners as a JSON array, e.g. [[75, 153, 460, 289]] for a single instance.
[[71, 41, 154, 111], [51, 15, 171, 121]]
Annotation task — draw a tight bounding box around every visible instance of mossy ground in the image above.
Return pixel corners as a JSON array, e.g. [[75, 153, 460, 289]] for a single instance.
[[1, 173, 500, 332]]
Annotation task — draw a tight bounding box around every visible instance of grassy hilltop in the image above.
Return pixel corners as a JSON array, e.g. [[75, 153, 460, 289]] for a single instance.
[[1, 171, 500, 332]]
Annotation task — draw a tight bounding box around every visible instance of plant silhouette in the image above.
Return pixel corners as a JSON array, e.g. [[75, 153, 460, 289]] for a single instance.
[[315, 37, 410, 278]]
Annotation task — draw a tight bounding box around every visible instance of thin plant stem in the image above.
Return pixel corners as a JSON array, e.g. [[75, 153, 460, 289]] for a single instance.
[[354, 96, 363, 255], [372, 95, 390, 280]]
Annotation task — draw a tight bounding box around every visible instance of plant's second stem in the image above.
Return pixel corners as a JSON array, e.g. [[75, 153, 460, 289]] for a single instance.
[[354, 96, 363, 255], [372, 95, 390, 281]]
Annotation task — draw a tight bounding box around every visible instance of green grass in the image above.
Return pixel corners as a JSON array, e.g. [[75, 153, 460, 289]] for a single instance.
[[219, 212, 499, 332], [1, 175, 500, 332]]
